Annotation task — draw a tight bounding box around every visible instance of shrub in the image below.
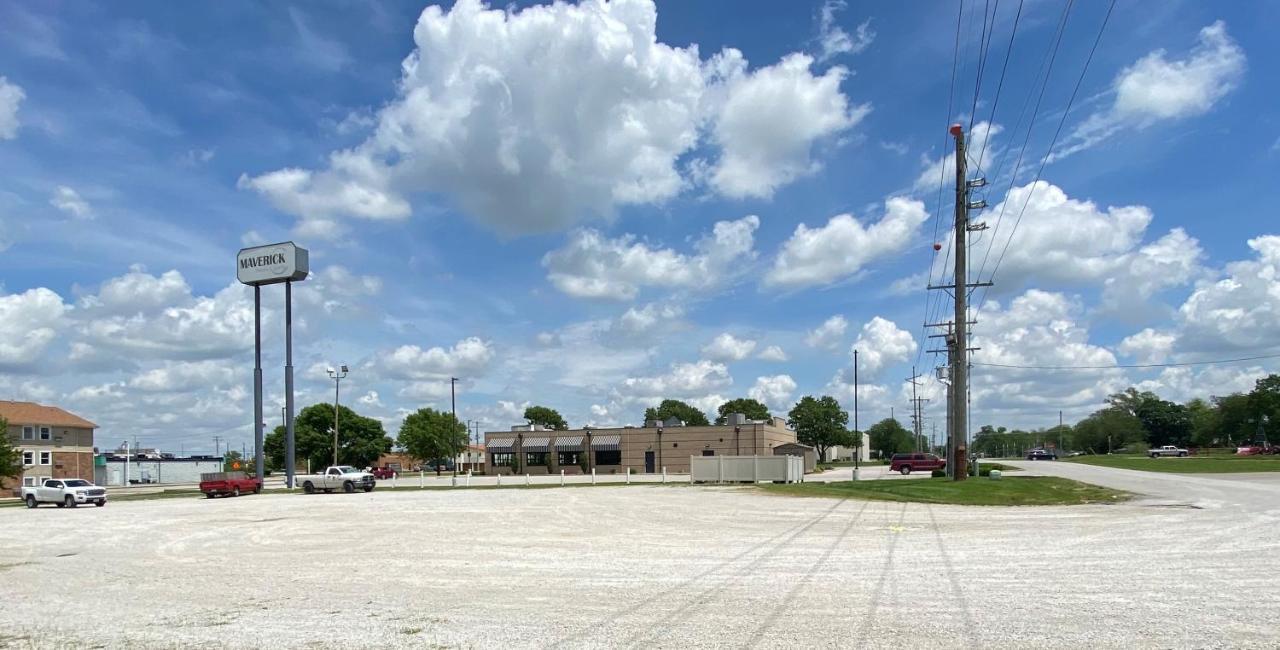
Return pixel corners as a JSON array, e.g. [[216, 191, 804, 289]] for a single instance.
[[931, 469, 947, 478]]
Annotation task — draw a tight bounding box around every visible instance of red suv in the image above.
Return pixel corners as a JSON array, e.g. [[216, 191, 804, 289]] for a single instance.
[[890, 453, 946, 475]]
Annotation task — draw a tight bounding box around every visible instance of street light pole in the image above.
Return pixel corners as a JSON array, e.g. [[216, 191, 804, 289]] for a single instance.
[[854, 347, 860, 470], [327, 365, 348, 467]]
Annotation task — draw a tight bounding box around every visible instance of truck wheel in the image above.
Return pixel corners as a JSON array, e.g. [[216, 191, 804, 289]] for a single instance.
[[233, 486, 241, 497], [1179, 452, 1188, 457], [95, 500, 106, 507], [1150, 453, 1159, 459], [25, 495, 37, 508], [64, 495, 77, 508], [343, 481, 355, 494], [900, 466, 912, 475], [205, 492, 215, 499], [362, 485, 374, 492], [303, 482, 315, 494]]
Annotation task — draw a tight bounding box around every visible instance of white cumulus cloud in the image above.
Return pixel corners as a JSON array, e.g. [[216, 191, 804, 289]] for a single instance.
[[757, 345, 788, 362], [748, 374, 797, 411], [0, 76, 23, 139], [805, 315, 848, 350], [50, 186, 92, 219], [701, 333, 757, 362], [767, 197, 927, 288]]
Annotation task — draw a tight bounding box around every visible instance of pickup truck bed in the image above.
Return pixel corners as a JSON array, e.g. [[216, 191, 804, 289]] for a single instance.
[[199, 472, 261, 498]]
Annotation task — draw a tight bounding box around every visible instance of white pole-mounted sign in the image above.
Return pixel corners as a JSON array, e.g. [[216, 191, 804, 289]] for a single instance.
[[236, 242, 309, 286]]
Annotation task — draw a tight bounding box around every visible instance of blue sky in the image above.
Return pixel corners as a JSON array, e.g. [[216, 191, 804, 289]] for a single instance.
[[2, 0, 1278, 454]]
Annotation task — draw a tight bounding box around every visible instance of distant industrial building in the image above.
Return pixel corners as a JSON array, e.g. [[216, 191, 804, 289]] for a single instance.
[[484, 414, 799, 475], [1, 400, 97, 495], [95, 453, 224, 486]]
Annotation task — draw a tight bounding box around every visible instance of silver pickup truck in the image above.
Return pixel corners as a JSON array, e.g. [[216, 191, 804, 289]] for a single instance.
[[1149, 445, 1189, 458], [296, 466, 376, 494], [22, 478, 108, 508]]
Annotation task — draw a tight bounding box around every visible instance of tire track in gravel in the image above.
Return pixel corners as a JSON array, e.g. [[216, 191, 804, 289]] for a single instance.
[[620, 497, 856, 649], [853, 500, 908, 648], [744, 498, 872, 648], [547, 497, 848, 649], [925, 503, 977, 648]]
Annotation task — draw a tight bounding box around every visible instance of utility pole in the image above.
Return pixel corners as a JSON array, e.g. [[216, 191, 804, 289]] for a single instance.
[[213, 436, 222, 457], [905, 367, 924, 452], [327, 365, 348, 467], [450, 377, 459, 423], [853, 348, 860, 468]]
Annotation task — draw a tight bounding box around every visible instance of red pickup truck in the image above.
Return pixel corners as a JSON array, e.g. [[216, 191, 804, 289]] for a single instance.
[[199, 472, 262, 498]]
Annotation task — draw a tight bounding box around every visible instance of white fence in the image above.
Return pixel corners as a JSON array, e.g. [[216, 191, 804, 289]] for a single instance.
[[690, 455, 804, 484]]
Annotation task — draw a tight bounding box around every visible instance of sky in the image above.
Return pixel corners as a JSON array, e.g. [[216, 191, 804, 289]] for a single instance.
[[1, 0, 1278, 455]]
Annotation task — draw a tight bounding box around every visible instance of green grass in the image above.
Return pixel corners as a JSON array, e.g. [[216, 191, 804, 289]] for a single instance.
[[760, 476, 1128, 506], [1066, 454, 1280, 473]]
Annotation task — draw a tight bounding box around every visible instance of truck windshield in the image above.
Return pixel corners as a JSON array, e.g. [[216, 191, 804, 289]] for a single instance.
[[64, 480, 90, 487]]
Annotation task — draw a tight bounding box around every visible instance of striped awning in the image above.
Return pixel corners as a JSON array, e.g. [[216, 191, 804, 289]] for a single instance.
[[487, 438, 517, 451], [523, 436, 551, 452], [590, 434, 621, 450], [554, 436, 584, 451]]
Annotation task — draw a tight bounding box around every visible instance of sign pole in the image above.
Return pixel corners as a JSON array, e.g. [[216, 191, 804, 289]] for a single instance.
[[285, 280, 296, 489], [253, 284, 265, 483]]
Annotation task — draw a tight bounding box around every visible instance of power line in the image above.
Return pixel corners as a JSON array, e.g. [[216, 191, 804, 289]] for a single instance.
[[967, 0, 998, 132], [974, 352, 1280, 371], [974, 0, 1024, 173]]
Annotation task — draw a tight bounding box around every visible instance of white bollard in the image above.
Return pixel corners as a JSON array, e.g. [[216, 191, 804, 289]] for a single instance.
[[526, 473, 530, 485], [561, 470, 565, 487], [467, 471, 471, 487], [419, 470, 424, 488], [591, 468, 596, 485], [393, 474, 398, 489], [497, 473, 502, 486], [625, 468, 630, 485], [451, 475, 457, 487], [662, 467, 667, 484]]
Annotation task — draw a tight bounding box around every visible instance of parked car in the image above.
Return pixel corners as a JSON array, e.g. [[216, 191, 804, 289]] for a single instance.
[[1149, 445, 1189, 458], [889, 453, 946, 475], [1026, 449, 1058, 461], [22, 478, 107, 508], [296, 466, 376, 494], [199, 471, 262, 498], [369, 467, 397, 480]]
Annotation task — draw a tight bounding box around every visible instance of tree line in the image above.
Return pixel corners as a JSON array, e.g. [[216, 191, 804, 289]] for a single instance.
[[971, 373, 1280, 456]]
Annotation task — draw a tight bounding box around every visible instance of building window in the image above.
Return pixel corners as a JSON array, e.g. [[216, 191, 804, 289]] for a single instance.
[[557, 451, 580, 466], [22, 426, 35, 440], [525, 452, 549, 467], [490, 452, 515, 467], [22, 476, 40, 488], [701, 450, 715, 456], [595, 450, 621, 465], [22, 451, 34, 465], [39, 426, 51, 440], [39, 451, 51, 466]]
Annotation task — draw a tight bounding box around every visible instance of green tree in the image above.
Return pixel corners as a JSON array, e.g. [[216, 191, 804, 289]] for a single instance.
[[1186, 398, 1219, 447], [1213, 393, 1253, 446], [643, 399, 710, 426], [787, 395, 848, 461], [1248, 374, 1280, 441], [264, 403, 392, 471], [0, 416, 22, 481], [1073, 407, 1145, 453], [1106, 387, 1161, 418], [1135, 398, 1192, 447], [867, 418, 913, 458], [398, 408, 470, 476], [714, 398, 771, 425], [523, 405, 568, 430]]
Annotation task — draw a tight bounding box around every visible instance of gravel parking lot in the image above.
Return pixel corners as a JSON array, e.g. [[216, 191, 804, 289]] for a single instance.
[[2, 466, 1278, 649]]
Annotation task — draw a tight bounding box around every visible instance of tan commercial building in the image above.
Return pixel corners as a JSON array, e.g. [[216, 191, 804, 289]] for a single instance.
[[1, 401, 97, 495], [484, 415, 798, 476]]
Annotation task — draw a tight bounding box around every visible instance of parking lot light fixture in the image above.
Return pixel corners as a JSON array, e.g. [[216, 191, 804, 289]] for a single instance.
[[327, 365, 349, 467]]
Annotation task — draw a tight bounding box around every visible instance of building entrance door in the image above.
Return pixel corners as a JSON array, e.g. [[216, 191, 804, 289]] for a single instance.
[[644, 451, 655, 473]]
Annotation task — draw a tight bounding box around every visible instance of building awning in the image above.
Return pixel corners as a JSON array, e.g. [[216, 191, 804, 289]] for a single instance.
[[590, 434, 621, 450], [523, 437, 551, 452], [487, 438, 517, 451], [554, 436, 584, 451]]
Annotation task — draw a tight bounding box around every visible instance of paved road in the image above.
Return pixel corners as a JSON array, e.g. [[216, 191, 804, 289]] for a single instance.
[[1005, 459, 1280, 512], [2, 466, 1278, 648]]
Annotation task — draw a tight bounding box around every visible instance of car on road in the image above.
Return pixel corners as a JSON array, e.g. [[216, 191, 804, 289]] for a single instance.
[[199, 472, 262, 498], [22, 478, 107, 508], [369, 467, 397, 480], [1149, 445, 1189, 458], [889, 453, 946, 475], [297, 466, 376, 494], [1026, 449, 1058, 461]]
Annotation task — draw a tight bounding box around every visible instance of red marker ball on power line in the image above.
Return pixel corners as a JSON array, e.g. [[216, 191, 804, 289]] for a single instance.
[[933, 243, 942, 251]]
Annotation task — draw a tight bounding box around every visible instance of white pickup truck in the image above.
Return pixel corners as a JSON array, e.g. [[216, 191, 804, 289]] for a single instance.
[[297, 466, 376, 494], [1149, 445, 1190, 458], [22, 478, 108, 508]]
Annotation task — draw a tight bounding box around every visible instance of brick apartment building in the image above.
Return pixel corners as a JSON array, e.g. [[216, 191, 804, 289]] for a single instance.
[[484, 414, 798, 476], [1, 400, 98, 495]]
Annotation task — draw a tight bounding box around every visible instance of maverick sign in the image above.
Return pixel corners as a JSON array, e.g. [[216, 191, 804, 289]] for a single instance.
[[236, 242, 309, 286]]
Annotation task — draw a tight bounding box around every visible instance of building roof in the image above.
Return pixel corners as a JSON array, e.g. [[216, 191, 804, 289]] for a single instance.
[[774, 442, 814, 450], [0, 401, 97, 429]]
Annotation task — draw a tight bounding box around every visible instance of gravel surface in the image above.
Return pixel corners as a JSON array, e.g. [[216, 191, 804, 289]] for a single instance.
[[2, 466, 1278, 649]]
